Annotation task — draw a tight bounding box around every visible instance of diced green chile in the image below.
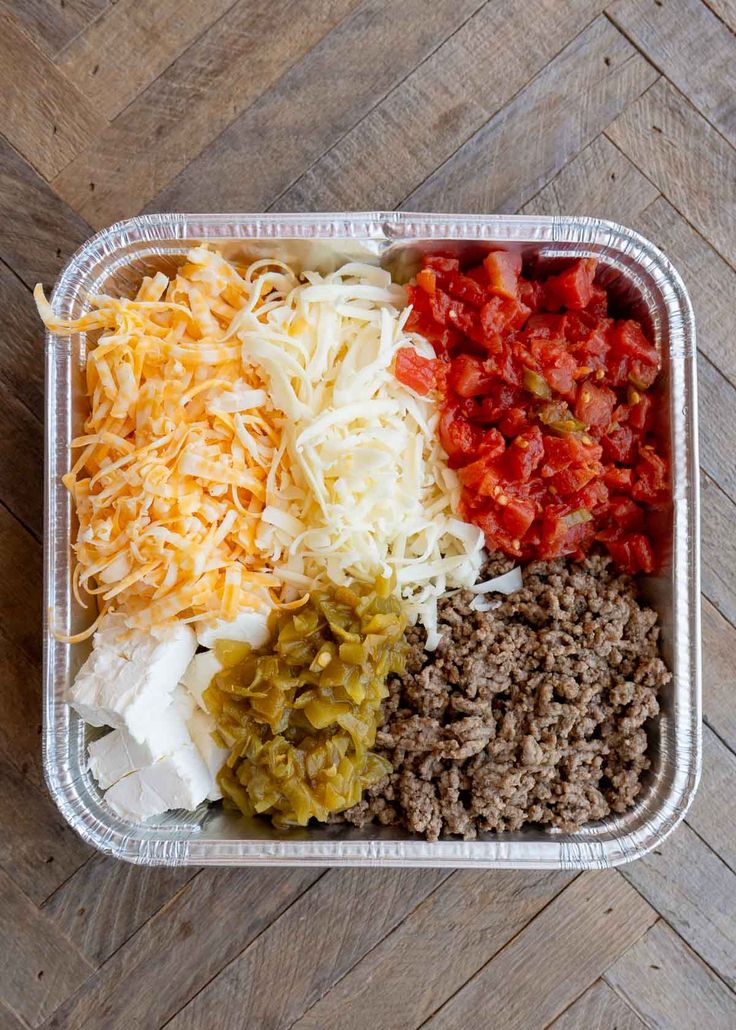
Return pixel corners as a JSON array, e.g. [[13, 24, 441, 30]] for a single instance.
[[207, 580, 406, 828]]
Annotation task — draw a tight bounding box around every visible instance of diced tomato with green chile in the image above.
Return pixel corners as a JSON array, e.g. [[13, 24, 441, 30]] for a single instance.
[[401, 251, 668, 573]]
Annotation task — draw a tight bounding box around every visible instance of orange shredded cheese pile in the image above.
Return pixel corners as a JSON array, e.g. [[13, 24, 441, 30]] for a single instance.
[[35, 247, 289, 628]]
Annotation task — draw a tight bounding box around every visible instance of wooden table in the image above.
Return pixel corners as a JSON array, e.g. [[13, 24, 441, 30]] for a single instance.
[[1, 2, 734, 1027]]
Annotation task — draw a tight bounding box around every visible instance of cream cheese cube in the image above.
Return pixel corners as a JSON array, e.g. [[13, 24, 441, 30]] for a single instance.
[[187, 708, 229, 801], [195, 609, 270, 650], [68, 617, 197, 743], [87, 686, 196, 788], [103, 743, 213, 821], [179, 650, 223, 710]]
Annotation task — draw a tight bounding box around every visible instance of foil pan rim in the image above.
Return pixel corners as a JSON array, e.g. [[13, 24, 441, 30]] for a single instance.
[[43, 212, 700, 868]]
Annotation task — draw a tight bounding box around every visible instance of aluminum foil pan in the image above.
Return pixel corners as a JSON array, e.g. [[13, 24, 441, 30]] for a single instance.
[[43, 213, 700, 868]]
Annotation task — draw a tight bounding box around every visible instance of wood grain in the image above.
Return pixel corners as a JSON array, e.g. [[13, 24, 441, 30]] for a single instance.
[[149, 0, 484, 214], [0, 505, 43, 664], [406, 16, 658, 213], [0, 381, 43, 536], [521, 134, 659, 222], [607, 77, 736, 266], [287, 870, 572, 1030], [637, 196, 736, 386], [698, 354, 736, 502], [0, 262, 47, 417], [52, 0, 360, 227], [57, 0, 238, 120], [0, 11, 105, 180], [3, 0, 109, 59], [622, 822, 736, 991], [275, 0, 603, 212], [0, 752, 91, 906], [609, 0, 736, 147], [46, 869, 322, 1029], [551, 978, 647, 1030], [426, 872, 657, 1030], [170, 867, 452, 1030], [688, 724, 736, 873], [0, 867, 93, 1027], [0, 138, 90, 290], [605, 920, 736, 1029], [42, 855, 198, 966], [701, 597, 736, 749], [705, 0, 736, 30], [701, 472, 736, 626], [0, 1000, 25, 1030]]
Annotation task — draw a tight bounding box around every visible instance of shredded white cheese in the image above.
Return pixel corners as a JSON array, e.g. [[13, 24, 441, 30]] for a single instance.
[[233, 259, 484, 646]]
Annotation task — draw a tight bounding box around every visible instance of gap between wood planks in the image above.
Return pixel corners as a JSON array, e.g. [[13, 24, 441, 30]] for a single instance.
[[358, 6, 611, 214], [260, 0, 506, 214], [162, 867, 459, 1029]]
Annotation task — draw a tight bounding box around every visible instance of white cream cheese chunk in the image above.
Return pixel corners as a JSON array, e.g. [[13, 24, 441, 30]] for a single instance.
[[187, 708, 229, 801], [103, 743, 213, 821], [195, 609, 270, 650], [87, 686, 195, 788], [68, 615, 197, 743], [179, 650, 223, 711]]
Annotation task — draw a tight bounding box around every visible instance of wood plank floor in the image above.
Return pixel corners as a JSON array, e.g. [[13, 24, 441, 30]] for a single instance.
[[1, 1, 734, 1026]]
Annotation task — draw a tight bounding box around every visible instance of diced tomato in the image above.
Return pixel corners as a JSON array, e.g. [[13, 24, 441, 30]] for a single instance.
[[524, 313, 568, 342], [394, 347, 437, 395], [632, 447, 668, 504], [628, 391, 653, 432], [483, 348, 523, 387], [478, 427, 506, 459], [602, 424, 636, 464], [498, 406, 530, 437], [447, 355, 495, 398], [608, 495, 645, 531], [474, 506, 522, 554], [550, 464, 599, 496], [501, 494, 536, 538], [531, 340, 578, 400], [605, 533, 654, 575], [541, 434, 603, 475], [447, 272, 486, 307], [438, 408, 482, 466], [446, 299, 480, 338], [543, 258, 597, 311], [586, 284, 608, 317], [610, 320, 659, 366], [427, 288, 452, 326], [416, 268, 436, 295], [422, 324, 464, 357], [628, 358, 659, 389], [480, 294, 529, 336], [410, 251, 665, 574], [571, 478, 609, 515], [538, 507, 596, 559], [518, 278, 545, 312], [571, 324, 610, 371], [483, 251, 522, 299], [424, 255, 460, 274], [505, 426, 544, 481], [603, 466, 634, 492], [575, 382, 616, 430], [562, 310, 598, 343]]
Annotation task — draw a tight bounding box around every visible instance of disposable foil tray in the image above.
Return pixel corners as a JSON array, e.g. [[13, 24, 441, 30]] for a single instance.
[[43, 213, 700, 867]]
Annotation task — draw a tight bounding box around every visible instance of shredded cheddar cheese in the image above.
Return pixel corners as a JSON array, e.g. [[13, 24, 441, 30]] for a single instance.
[[36, 248, 286, 628]]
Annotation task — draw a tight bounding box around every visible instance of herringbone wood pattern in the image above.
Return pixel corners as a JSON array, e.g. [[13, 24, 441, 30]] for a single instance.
[[1, 1, 735, 1027]]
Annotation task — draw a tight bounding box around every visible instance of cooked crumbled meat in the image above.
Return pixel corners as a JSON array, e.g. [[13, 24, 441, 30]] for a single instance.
[[342, 555, 669, 841]]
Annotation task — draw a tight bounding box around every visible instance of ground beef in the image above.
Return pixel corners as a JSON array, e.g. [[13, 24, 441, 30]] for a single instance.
[[342, 555, 669, 841]]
